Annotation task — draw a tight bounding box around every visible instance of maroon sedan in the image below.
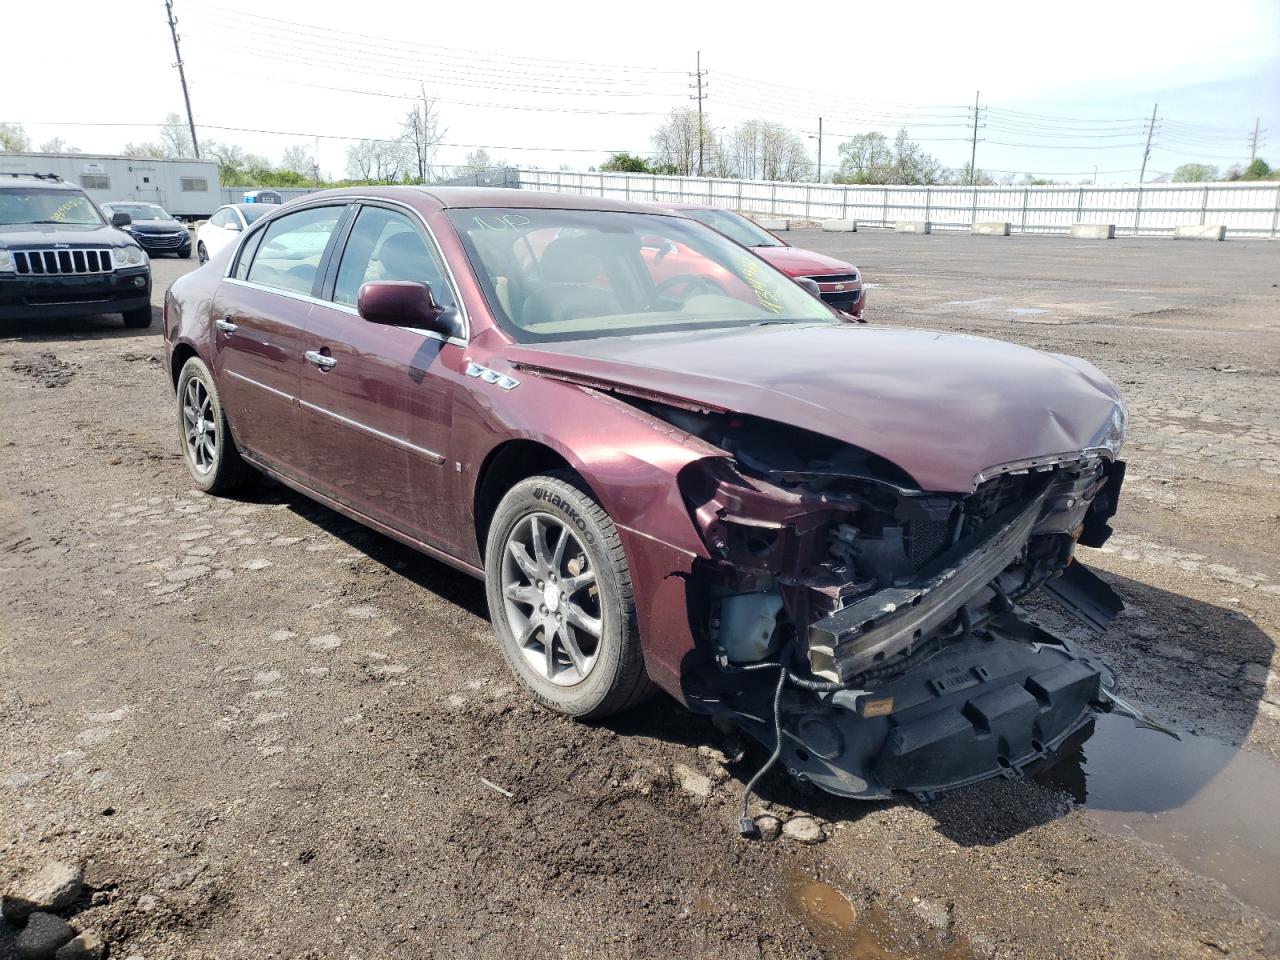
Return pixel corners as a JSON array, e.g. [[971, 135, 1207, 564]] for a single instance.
[[663, 204, 865, 318], [164, 187, 1133, 821]]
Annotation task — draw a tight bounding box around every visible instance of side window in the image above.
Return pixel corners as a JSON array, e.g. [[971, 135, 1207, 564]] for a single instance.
[[245, 206, 343, 297], [233, 227, 265, 280], [332, 207, 455, 309]]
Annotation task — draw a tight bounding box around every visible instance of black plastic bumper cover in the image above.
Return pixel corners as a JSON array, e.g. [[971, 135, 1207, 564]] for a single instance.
[[732, 613, 1106, 800]]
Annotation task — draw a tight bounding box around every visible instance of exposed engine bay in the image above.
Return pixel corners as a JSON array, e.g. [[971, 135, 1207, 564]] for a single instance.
[[628, 398, 1134, 807]]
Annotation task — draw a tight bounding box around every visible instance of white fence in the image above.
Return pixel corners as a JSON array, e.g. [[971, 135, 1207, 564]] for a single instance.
[[517, 170, 1280, 238]]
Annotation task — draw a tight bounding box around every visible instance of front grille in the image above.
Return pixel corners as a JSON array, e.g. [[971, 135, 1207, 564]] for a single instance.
[[806, 272, 859, 285], [13, 248, 114, 275], [822, 290, 862, 308], [135, 233, 187, 249]]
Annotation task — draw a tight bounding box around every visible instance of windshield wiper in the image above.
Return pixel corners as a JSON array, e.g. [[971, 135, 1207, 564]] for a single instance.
[[23, 220, 99, 225]]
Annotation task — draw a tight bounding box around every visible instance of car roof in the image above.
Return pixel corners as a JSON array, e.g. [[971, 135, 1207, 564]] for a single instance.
[[0, 175, 80, 191], [279, 185, 682, 216], [660, 202, 729, 212]]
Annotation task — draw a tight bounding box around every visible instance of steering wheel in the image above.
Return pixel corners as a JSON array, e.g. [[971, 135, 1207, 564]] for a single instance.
[[653, 274, 725, 302]]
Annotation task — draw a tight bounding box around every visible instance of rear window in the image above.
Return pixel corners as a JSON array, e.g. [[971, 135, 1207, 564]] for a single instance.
[[244, 205, 343, 296]]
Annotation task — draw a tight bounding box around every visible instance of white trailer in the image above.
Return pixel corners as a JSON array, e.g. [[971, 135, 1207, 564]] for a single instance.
[[0, 152, 222, 220]]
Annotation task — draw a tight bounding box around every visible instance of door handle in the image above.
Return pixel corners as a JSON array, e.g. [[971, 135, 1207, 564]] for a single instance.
[[215, 317, 238, 334], [304, 350, 337, 370]]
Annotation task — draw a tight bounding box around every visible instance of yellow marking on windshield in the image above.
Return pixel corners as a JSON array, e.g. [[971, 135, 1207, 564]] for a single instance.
[[740, 258, 784, 314], [473, 213, 532, 231]]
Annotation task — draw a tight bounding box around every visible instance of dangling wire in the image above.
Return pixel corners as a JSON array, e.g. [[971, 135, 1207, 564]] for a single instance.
[[730, 642, 847, 838]]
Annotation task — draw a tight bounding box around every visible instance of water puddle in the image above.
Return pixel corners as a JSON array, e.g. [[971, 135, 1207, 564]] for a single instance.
[[1035, 713, 1280, 917], [786, 876, 974, 959]]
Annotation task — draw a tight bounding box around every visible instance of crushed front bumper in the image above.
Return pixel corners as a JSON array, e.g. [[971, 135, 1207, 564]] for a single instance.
[[688, 610, 1110, 800]]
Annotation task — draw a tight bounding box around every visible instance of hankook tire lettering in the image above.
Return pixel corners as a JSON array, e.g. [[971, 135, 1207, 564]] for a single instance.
[[533, 487, 595, 544]]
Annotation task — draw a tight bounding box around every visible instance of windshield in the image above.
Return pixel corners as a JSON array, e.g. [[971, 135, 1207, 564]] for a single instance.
[[448, 208, 834, 343], [0, 189, 104, 226], [108, 202, 171, 221], [683, 208, 785, 247], [240, 206, 271, 223]]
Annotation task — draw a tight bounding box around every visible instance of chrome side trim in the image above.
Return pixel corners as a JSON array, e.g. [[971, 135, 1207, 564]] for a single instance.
[[299, 399, 445, 465], [220, 194, 471, 343], [225, 369, 296, 404]]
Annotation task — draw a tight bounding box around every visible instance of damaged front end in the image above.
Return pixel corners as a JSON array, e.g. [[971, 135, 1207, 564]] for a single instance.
[[641, 401, 1129, 802]]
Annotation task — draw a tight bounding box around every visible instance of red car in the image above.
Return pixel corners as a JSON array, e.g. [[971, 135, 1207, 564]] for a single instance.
[[164, 188, 1132, 821], [664, 204, 865, 318]]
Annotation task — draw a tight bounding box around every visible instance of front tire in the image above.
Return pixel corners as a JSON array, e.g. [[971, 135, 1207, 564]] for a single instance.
[[176, 356, 258, 495], [122, 306, 153, 328], [484, 472, 654, 719], [197, 242, 208, 265]]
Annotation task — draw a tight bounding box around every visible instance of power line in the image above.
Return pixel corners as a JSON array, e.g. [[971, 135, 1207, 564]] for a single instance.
[[187, 5, 683, 77]]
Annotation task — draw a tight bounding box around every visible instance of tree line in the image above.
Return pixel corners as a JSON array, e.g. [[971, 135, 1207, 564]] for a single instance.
[[3, 114, 1273, 187]]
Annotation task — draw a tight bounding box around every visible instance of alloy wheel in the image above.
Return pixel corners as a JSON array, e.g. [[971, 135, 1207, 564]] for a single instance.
[[500, 512, 602, 686], [182, 378, 217, 475]]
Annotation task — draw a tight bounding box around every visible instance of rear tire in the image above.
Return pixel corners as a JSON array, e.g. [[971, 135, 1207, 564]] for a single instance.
[[484, 472, 655, 719], [176, 356, 258, 496], [122, 306, 153, 328]]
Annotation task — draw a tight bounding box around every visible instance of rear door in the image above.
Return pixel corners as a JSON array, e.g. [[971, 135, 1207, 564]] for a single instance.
[[298, 202, 466, 552], [211, 203, 349, 482]]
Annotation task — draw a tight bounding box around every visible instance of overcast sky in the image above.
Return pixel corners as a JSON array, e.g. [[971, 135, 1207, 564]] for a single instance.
[[4, 0, 1278, 183]]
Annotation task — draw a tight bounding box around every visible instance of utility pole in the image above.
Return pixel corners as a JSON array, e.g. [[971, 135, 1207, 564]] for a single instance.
[[690, 51, 707, 177], [968, 91, 981, 185], [1250, 117, 1262, 162], [164, 0, 200, 159], [1139, 103, 1158, 183], [816, 117, 823, 182]]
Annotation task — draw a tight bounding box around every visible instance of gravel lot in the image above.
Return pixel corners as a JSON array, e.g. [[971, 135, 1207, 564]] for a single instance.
[[2, 230, 1279, 959]]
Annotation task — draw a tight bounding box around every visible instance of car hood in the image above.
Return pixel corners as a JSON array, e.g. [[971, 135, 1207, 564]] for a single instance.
[[507, 323, 1122, 493], [753, 245, 857, 278], [0, 222, 130, 246], [127, 219, 185, 234]]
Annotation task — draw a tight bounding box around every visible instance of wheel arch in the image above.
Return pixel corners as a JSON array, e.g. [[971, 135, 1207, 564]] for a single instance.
[[473, 439, 597, 562], [170, 340, 201, 389]]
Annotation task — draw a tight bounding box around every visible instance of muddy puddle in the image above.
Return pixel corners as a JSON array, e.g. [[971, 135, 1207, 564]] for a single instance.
[[785, 876, 974, 959], [1035, 713, 1280, 917]]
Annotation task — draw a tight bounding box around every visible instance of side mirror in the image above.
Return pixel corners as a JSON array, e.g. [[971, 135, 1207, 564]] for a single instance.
[[224, 219, 242, 232], [795, 277, 822, 298], [111, 212, 132, 228], [358, 280, 452, 335]]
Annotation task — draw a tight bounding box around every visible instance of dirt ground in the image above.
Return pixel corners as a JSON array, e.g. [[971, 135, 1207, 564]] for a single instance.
[[2, 230, 1279, 960]]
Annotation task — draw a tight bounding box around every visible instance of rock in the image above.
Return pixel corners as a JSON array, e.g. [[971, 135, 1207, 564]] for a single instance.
[[136, 894, 159, 912], [672, 763, 713, 800], [912, 897, 952, 930], [755, 816, 782, 841], [55, 931, 106, 960], [2, 861, 83, 922], [782, 816, 825, 844], [15, 912, 75, 959], [307, 635, 342, 652]]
